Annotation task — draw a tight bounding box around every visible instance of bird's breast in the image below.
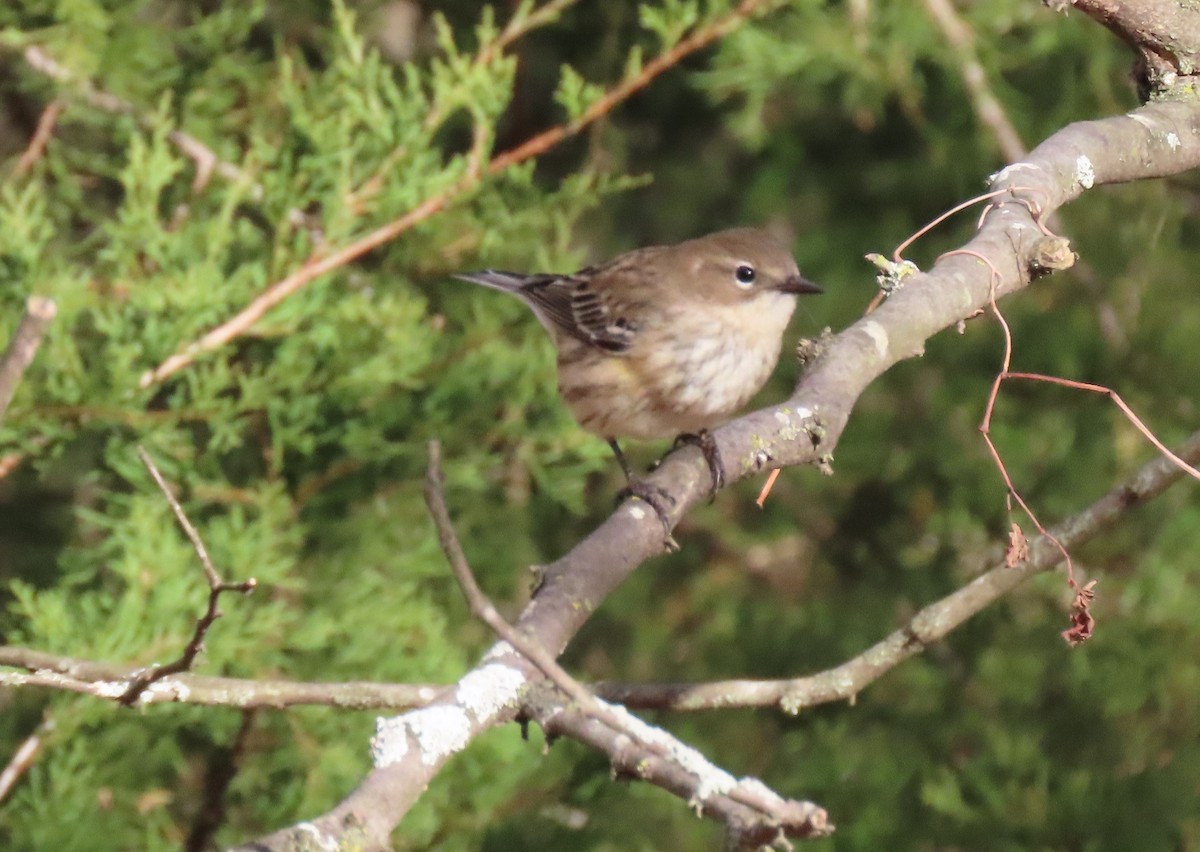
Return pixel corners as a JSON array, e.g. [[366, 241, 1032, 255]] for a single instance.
[[554, 292, 795, 439]]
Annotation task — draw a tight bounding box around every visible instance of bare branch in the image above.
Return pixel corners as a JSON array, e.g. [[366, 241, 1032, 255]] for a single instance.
[[3, 420, 1199, 720], [119, 447, 257, 704], [14, 100, 65, 175], [0, 296, 56, 423], [924, 0, 1025, 161], [236, 86, 1200, 845], [425, 440, 602, 711], [425, 440, 830, 845], [0, 646, 440, 709], [0, 717, 52, 804], [603, 427, 1200, 712]]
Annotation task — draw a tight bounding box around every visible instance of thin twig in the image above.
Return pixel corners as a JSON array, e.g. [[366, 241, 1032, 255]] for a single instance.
[[140, 0, 779, 387], [0, 296, 57, 423], [0, 717, 53, 804], [119, 447, 256, 704], [14, 100, 65, 175], [22, 47, 248, 193], [923, 0, 1025, 162], [5, 423, 1197, 720], [425, 440, 615, 713], [1004, 373, 1200, 483]]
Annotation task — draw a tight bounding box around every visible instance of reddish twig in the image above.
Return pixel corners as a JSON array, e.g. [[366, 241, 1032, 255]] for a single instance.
[[961, 239, 1199, 644], [119, 447, 257, 704], [755, 468, 781, 507], [14, 100, 65, 175], [1003, 372, 1200, 483]]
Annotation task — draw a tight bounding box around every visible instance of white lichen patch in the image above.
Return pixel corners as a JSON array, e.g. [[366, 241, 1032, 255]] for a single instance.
[[457, 663, 526, 723], [862, 321, 889, 358], [88, 679, 127, 699], [483, 640, 516, 661], [406, 705, 472, 765], [371, 705, 472, 768], [295, 822, 339, 851], [987, 161, 1038, 184], [141, 678, 189, 704], [606, 705, 737, 804], [1166, 131, 1181, 151], [371, 715, 410, 767], [736, 776, 785, 805], [1074, 155, 1095, 189]]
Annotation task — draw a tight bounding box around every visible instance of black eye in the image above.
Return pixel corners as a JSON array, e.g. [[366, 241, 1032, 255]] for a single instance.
[[734, 265, 756, 285]]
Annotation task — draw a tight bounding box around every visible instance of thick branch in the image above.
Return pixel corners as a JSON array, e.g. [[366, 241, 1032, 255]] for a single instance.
[[1061, 0, 1200, 93], [421, 441, 830, 845]]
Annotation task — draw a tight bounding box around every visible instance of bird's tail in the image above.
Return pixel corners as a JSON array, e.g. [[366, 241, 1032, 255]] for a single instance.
[[452, 270, 536, 294]]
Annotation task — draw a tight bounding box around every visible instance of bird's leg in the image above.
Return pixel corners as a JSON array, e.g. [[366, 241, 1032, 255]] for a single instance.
[[672, 429, 725, 497], [608, 439, 679, 552]]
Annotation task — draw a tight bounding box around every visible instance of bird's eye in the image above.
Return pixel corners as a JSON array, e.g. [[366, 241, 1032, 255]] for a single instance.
[[734, 265, 757, 288]]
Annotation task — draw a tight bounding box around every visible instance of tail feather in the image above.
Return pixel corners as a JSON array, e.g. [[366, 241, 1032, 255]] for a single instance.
[[453, 270, 537, 293]]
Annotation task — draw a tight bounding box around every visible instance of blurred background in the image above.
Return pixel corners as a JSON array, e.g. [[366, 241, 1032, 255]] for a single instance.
[[1, 0, 1198, 848]]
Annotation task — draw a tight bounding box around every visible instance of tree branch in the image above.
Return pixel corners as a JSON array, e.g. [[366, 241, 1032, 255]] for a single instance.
[[421, 440, 830, 846], [602, 427, 1200, 711]]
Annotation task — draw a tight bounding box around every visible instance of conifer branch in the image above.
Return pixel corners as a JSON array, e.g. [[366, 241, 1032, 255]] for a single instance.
[[139, 0, 784, 388]]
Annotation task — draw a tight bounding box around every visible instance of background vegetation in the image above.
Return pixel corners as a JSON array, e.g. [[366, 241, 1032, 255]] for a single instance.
[[0, 0, 1197, 848]]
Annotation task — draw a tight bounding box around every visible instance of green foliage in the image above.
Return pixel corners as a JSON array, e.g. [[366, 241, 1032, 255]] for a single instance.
[[1, 0, 1199, 850]]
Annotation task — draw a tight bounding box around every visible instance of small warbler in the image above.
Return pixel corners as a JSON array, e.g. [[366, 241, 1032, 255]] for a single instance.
[[456, 227, 821, 538]]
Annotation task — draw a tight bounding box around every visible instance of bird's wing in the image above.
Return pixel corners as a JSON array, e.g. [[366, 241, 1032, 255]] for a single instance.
[[455, 269, 635, 354]]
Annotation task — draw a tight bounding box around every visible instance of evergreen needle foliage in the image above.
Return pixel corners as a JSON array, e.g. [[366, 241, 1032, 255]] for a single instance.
[[0, 0, 1197, 849]]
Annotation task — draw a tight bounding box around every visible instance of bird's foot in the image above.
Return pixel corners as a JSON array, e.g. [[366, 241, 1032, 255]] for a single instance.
[[616, 480, 679, 553], [673, 430, 725, 499]]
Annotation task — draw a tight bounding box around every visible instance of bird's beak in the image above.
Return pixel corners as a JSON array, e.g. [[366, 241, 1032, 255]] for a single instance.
[[775, 273, 823, 295]]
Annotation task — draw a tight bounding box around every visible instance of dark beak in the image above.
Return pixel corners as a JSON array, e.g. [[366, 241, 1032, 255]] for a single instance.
[[776, 273, 823, 295]]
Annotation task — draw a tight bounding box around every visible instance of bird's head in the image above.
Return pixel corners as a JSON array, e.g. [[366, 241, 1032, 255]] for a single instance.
[[676, 227, 821, 306]]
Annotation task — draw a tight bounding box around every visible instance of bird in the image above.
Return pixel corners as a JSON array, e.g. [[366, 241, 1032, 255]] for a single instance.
[[455, 227, 821, 543]]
